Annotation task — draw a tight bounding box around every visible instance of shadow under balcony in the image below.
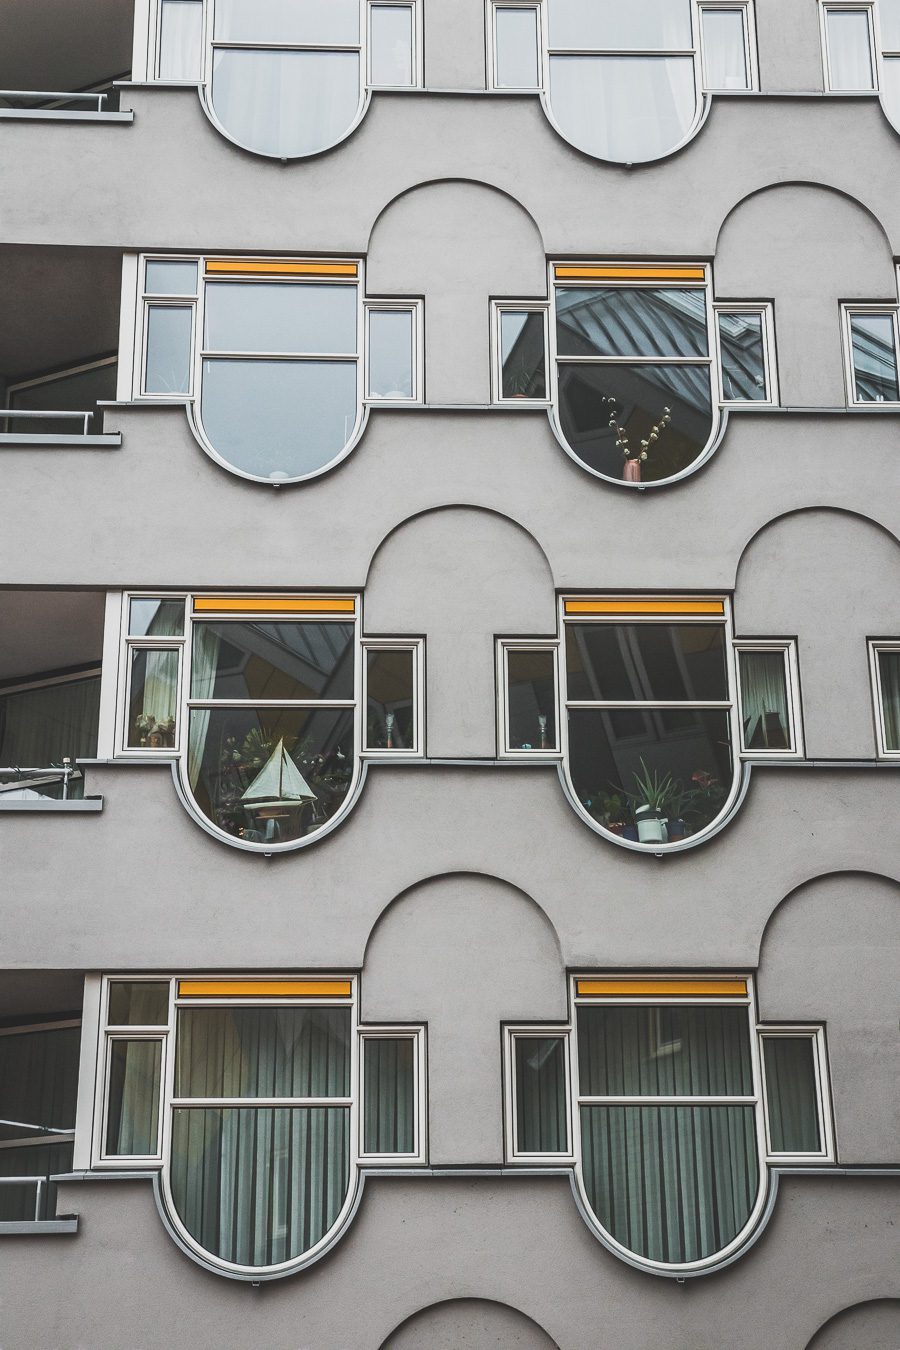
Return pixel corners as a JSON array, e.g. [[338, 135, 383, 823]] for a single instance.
[[0, 246, 123, 449], [0, 0, 132, 121]]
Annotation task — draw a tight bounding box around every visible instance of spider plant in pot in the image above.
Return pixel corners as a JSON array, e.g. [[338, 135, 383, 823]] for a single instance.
[[623, 759, 679, 844]]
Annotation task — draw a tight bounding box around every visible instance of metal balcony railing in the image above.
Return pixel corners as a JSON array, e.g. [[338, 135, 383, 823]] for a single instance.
[[0, 89, 111, 112], [0, 760, 82, 801], [0, 409, 97, 437]]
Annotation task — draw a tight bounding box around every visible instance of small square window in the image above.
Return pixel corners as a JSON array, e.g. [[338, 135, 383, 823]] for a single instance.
[[735, 642, 803, 757], [822, 5, 877, 90], [144, 260, 199, 297], [869, 642, 900, 756], [359, 1028, 426, 1162], [143, 305, 194, 396], [492, 5, 541, 90], [716, 305, 777, 404], [844, 308, 900, 404], [759, 1028, 833, 1161], [369, 4, 416, 87], [493, 304, 549, 403], [157, 0, 204, 82], [364, 641, 423, 753], [499, 642, 559, 754], [366, 304, 420, 400], [505, 1027, 573, 1162], [699, 6, 754, 91]]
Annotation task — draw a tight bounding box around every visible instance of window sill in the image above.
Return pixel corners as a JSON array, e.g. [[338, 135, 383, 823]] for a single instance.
[[0, 433, 121, 448], [0, 110, 133, 124], [0, 1218, 78, 1235], [0, 797, 103, 812]]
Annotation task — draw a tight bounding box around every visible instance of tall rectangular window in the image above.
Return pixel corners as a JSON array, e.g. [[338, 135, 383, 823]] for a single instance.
[[699, 6, 753, 90], [822, 6, 876, 89], [493, 5, 541, 89], [369, 4, 415, 86], [493, 303, 548, 402], [760, 1028, 833, 1160], [844, 308, 900, 403], [716, 305, 776, 404], [501, 643, 558, 753], [870, 642, 900, 755], [735, 642, 803, 756], [158, 0, 204, 81]]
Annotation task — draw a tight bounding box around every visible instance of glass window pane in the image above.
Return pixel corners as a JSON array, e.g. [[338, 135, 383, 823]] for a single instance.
[[495, 7, 540, 88], [580, 1104, 758, 1263], [366, 649, 415, 749], [108, 981, 170, 1026], [557, 288, 708, 359], [200, 358, 358, 479], [190, 622, 355, 700], [547, 0, 693, 49], [105, 1040, 162, 1155], [158, 0, 203, 82], [187, 705, 355, 844], [880, 0, 900, 49], [0, 677, 100, 771], [500, 311, 547, 398], [718, 310, 768, 401], [145, 260, 198, 296], [881, 55, 900, 125], [701, 8, 749, 88], [170, 1107, 350, 1267], [878, 650, 900, 750], [826, 10, 875, 88], [0, 1025, 80, 1143], [145, 306, 193, 395], [739, 650, 791, 749], [367, 309, 414, 398], [549, 55, 697, 162], [175, 1007, 351, 1097], [557, 361, 713, 480], [0, 1141, 74, 1221], [850, 313, 900, 401], [370, 5, 414, 86], [577, 1005, 753, 1096], [507, 649, 557, 749], [204, 283, 357, 356], [566, 624, 728, 701], [211, 49, 361, 157], [567, 706, 733, 841], [214, 0, 359, 44], [763, 1038, 822, 1153], [128, 649, 179, 748], [128, 598, 185, 637], [364, 1038, 415, 1153], [515, 1037, 568, 1153]]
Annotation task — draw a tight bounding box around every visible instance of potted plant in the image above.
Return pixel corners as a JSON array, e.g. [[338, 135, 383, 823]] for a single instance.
[[623, 759, 678, 844]]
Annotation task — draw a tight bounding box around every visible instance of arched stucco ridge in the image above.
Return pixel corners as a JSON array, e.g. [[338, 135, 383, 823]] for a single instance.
[[366, 175, 546, 257], [377, 1295, 560, 1350], [364, 503, 555, 590], [735, 506, 900, 589], [755, 868, 900, 967], [361, 868, 563, 965], [714, 179, 893, 256], [804, 1297, 900, 1349]]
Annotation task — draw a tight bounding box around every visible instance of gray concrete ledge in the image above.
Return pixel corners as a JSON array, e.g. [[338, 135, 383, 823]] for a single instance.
[[0, 110, 133, 123], [0, 434, 122, 448], [0, 797, 103, 812], [0, 1219, 78, 1235]]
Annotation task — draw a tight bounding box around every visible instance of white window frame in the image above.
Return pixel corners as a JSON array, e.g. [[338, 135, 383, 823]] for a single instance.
[[697, 2, 759, 92], [820, 1, 878, 91], [868, 639, 900, 757], [486, 1, 544, 91], [358, 1026, 428, 1164], [361, 637, 426, 756], [491, 301, 550, 405], [116, 593, 188, 759], [93, 975, 172, 1168], [840, 302, 900, 406], [758, 1025, 835, 1164], [714, 301, 779, 406], [367, 1, 424, 88], [363, 299, 424, 404], [136, 255, 200, 401], [734, 639, 804, 759], [503, 1024, 574, 1164], [496, 638, 561, 758]]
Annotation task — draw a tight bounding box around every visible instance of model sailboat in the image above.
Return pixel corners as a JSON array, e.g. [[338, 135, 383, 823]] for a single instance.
[[240, 738, 317, 810]]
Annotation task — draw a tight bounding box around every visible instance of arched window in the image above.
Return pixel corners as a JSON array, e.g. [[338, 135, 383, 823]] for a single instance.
[[92, 976, 426, 1278], [489, 0, 758, 163], [130, 255, 421, 483], [141, 0, 422, 158]]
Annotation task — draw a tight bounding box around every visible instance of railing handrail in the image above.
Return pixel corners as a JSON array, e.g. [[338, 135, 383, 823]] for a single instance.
[[0, 1175, 49, 1222], [0, 89, 108, 111], [0, 759, 78, 800], [1, 408, 93, 435]]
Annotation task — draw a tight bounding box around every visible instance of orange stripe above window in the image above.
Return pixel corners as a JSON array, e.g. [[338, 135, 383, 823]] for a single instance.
[[576, 978, 748, 998], [178, 980, 353, 999], [192, 596, 356, 615], [205, 259, 358, 278], [554, 265, 706, 282], [564, 599, 725, 616]]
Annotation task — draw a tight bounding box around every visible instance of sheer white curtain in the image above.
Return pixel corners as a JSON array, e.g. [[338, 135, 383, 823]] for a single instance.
[[210, 49, 361, 156], [187, 625, 221, 789], [549, 55, 697, 162], [739, 651, 789, 749]]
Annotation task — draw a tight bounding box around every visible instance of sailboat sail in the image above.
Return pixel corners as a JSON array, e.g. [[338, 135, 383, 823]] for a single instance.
[[241, 738, 316, 804]]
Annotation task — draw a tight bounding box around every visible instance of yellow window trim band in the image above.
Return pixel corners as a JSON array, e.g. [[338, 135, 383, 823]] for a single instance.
[[192, 596, 356, 615], [554, 265, 706, 282], [576, 979, 748, 998], [564, 599, 725, 616], [205, 259, 359, 278], [178, 980, 353, 999]]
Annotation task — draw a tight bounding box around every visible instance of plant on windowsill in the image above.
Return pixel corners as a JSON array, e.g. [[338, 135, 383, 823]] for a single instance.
[[622, 759, 681, 844], [602, 397, 673, 483], [133, 713, 176, 749]]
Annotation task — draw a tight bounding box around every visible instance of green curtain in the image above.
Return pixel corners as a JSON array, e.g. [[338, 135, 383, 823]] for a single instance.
[[0, 676, 100, 766], [514, 1037, 568, 1153], [879, 650, 900, 751], [739, 650, 790, 749], [580, 1104, 759, 1264], [762, 1038, 821, 1153], [363, 1038, 415, 1154], [577, 1006, 753, 1097]]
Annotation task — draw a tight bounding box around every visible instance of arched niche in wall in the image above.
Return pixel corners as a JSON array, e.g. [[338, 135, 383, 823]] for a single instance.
[[367, 180, 546, 404], [363, 873, 564, 1162], [380, 1297, 559, 1350], [805, 1299, 900, 1350], [715, 183, 895, 407], [365, 506, 555, 757], [734, 508, 900, 759], [757, 871, 900, 1163]]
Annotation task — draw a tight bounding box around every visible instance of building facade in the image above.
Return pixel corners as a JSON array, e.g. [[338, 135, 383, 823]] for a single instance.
[[0, 0, 899, 1345]]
